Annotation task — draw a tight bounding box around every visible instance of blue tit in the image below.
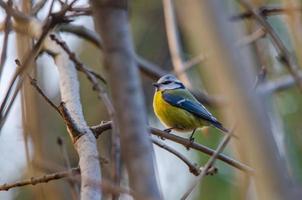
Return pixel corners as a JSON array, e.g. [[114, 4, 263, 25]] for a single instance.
[[152, 74, 228, 140]]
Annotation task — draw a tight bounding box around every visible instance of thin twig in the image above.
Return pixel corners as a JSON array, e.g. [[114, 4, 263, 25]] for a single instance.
[[231, 5, 302, 20], [236, 28, 266, 47], [31, 0, 47, 15], [0, 167, 80, 191], [0, 0, 75, 130], [172, 54, 207, 77], [0, 0, 11, 78], [239, 0, 302, 90], [180, 133, 233, 200], [27, 74, 61, 115], [152, 138, 201, 176], [259, 71, 302, 93], [57, 137, 80, 199], [0, 167, 133, 197], [163, 0, 190, 85]]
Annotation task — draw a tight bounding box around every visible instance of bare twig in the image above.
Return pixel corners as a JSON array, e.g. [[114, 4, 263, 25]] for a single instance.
[[231, 4, 302, 21], [31, 0, 47, 15], [172, 54, 207, 77], [239, 0, 302, 90], [0, 167, 80, 191], [0, 167, 132, 197], [0, 0, 75, 130], [180, 133, 232, 200], [49, 34, 107, 83], [0, 0, 11, 78], [163, 0, 190, 85], [259, 71, 302, 93], [91, 122, 254, 174], [57, 137, 80, 199], [236, 28, 266, 47], [152, 138, 201, 176], [27, 75, 61, 114]]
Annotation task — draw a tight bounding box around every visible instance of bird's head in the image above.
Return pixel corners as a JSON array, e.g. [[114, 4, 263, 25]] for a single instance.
[[153, 74, 185, 91]]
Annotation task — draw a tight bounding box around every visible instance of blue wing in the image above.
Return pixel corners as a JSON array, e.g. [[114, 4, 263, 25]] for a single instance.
[[162, 92, 227, 132]]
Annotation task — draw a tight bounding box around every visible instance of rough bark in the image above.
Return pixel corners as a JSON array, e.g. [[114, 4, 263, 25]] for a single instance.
[[54, 52, 102, 200]]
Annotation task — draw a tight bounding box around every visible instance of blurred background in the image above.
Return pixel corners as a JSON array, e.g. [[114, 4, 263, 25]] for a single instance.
[[1, 0, 302, 199]]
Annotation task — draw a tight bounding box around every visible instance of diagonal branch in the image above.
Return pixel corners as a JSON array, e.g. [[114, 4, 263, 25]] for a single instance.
[[0, 0, 11, 78], [239, 0, 302, 91], [152, 138, 201, 176], [92, 122, 254, 174], [231, 4, 302, 21], [180, 132, 233, 199], [163, 0, 190, 85]]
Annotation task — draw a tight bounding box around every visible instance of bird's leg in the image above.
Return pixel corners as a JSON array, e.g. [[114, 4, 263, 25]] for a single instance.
[[189, 128, 197, 142], [186, 128, 197, 150]]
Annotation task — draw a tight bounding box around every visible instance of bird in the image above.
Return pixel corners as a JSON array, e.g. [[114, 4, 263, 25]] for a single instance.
[[152, 74, 228, 141]]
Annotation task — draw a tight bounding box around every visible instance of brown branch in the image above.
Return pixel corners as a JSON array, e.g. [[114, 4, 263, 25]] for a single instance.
[[180, 132, 233, 199], [91, 122, 254, 174], [231, 5, 302, 21], [239, 0, 302, 91], [152, 138, 201, 176], [0, 167, 80, 191], [163, 0, 190, 85], [0, 167, 133, 197], [259, 71, 302, 93], [236, 28, 266, 47], [49, 34, 107, 84]]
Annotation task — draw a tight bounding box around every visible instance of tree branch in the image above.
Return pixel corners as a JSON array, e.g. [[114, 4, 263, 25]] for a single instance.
[[152, 138, 201, 176], [90, 1, 162, 199], [163, 0, 190, 85], [91, 122, 254, 174], [181, 132, 233, 199], [231, 4, 302, 21], [0, 167, 80, 191], [239, 0, 302, 91]]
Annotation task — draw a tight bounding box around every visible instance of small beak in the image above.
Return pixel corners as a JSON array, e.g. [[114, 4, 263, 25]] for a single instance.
[[152, 83, 160, 88]]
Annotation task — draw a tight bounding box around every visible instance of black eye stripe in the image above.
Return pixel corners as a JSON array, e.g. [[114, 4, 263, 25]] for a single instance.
[[162, 81, 172, 84]]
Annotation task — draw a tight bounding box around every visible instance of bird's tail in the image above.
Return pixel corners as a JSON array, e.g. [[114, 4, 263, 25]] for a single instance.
[[211, 121, 239, 139]]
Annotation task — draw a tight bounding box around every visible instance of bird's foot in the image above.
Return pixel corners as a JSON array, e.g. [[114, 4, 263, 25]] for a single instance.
[[186, 137, 195, 150], [158, 128, 173, 140], [163, 128, 173, 133], [205, 165, 218, 176]]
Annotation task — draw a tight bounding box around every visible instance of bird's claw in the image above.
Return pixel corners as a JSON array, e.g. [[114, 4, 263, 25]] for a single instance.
[[205, 165, 218, 176], [164, 128, 173, 133]]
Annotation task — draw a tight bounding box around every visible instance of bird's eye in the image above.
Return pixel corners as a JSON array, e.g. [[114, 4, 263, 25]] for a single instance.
[[162, 81, 172, 85]]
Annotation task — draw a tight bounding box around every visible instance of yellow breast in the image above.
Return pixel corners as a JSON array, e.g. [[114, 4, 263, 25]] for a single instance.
[[153, 91, 203, 131]]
